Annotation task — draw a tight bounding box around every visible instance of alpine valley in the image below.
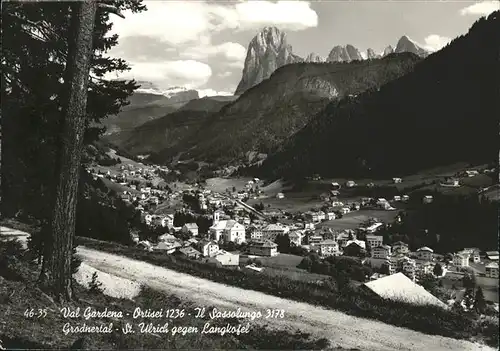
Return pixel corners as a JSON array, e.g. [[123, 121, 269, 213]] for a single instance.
[[104, 13, 498, 178]]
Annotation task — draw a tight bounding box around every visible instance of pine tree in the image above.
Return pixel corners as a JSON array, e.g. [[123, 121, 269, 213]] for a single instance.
[[433, 262, 443, 277], [474, 286, 486, 314], [2, 0, 146, 300]]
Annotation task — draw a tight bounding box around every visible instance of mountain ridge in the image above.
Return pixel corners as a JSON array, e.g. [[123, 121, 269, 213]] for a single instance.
[[235, 27, 430, 94], [253, 12, 499, 179], [142, 53, 421, 166]]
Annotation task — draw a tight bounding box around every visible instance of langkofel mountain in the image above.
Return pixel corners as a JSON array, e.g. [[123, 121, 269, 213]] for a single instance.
[[235, 26, 302, 95], [235, 27, 430, 95]]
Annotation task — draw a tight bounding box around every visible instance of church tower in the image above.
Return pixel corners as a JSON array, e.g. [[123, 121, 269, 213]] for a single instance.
[[213, 211, 220, 225]]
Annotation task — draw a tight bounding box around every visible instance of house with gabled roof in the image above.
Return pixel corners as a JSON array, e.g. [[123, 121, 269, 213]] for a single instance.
[[197, 239, 220, 257], [317, 239, 341, 257], [176, 246, 201, 259], [416, 246, 434, 261], [182, 223, 199, 236], [248, 241, 278, 257], [392, 241, 409, 254], [452, 251, 470, 267], [485, 262, 499, 278]]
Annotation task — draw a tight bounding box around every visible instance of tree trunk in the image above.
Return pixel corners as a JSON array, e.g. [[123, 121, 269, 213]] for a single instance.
[[39, 0, 97, 301]]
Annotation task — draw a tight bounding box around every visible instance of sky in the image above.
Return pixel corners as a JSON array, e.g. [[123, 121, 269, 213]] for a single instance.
[[106, 0, 499, 96]]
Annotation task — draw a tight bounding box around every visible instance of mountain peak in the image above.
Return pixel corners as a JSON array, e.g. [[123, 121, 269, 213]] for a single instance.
[[305, 52, 325, 62], [366, 48, 380, 59], [395, 35, 428, 57], [383, 45, 394, 56], [327, 44, 363, 63], [235, 27, 302, 95]]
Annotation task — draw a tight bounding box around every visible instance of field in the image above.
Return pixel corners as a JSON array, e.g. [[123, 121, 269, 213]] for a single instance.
[[240, 254, 331, 283], [100, 177, 139, 195], [441, 271, 499, 303], [318, 210, 400, 231], [248, 195, 324, 213], [205, 177, 255, 193]]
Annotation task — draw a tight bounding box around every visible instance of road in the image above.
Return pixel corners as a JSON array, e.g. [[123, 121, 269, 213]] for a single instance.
[[0, 226, 494, 351]]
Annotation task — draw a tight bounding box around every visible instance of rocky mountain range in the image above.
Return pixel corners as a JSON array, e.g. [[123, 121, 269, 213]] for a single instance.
[[107, 25, 439, 168], [235, 26, 430, 94], [118, 53, 420, 166], [253, 12, 499, 179]]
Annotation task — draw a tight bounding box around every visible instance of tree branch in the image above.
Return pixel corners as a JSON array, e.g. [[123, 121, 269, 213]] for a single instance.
[[98, 4, 125, 19]]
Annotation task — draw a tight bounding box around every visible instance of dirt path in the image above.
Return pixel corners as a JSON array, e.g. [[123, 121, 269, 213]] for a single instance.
[[0, 227, 493, 351], [76, 247, 492, 351]]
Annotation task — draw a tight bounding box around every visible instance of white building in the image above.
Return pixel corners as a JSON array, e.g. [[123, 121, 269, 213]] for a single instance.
[[209, 212, 246, 244], [401, 257, 417, 281], [452, 251, 470, 267], [365, 223, 383, 234], [416, 246, 434, 261], [197, 240, 219, 257], [423, 195, 434, 204], [261, 223, 289, 242], [392, 241, 409, 254], [182, 223, 199, 236], [485, 262, 499, 278], [372, 245, 392, 259], [207, 250, 239, 266], [289, 231, 303, 246], [248, 241, 278, 257], [317, 240, 341, 257], [365, 234, 383, 249]]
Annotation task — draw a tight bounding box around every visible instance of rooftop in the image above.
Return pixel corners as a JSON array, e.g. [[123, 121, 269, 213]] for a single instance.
[[364, 273, 447, 309]]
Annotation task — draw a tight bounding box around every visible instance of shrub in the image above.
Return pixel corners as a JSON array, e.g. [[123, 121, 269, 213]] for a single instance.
[[88, 272, 104, 294]]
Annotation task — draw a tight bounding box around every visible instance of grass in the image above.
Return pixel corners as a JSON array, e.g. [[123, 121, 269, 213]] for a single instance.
[[0, 239, 347, 351], [442, 272, 499, 303], [241, 254, 331, 284], [249, 253, 305, 268], [318, 210, 399, 231]]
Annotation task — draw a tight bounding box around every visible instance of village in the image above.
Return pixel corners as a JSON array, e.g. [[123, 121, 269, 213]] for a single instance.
[[86, 157, 499, 310]]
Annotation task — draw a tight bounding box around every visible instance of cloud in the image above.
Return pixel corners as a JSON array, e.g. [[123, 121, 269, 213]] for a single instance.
[[198, 89, 234, 97], [211, 1, 319, 31], [107, 60, 212, 90], [108, 1, 317, 92], [180, 41, 246, 62], [459, 1, 499, 16], [423, 35, 451, 52], [217, 71, 234, 78], [111, 1, 318, 46]]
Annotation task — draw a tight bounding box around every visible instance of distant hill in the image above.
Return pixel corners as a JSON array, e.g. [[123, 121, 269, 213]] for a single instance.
[[112, 96, 235, 160], [254, 12, 500, 180], [102, 89, 198, 136], [172, 53, 420, 166]]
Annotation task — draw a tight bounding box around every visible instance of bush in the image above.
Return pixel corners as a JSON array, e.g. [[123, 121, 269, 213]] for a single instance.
[[88, 272, 104, 294]]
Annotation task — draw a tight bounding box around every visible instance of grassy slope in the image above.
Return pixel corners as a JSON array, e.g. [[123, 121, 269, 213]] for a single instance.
[[114, 99, 231, 159], [0, 239, 344, 351]]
